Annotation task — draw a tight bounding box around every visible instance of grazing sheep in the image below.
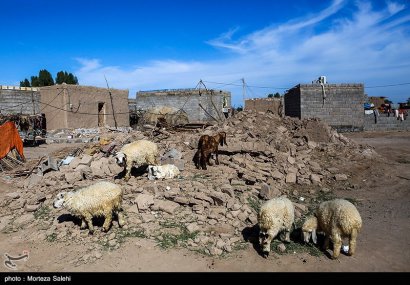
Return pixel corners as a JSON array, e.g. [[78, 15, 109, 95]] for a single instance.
[[147, 164, 180, 180], [302, 199, 362, 259], [53, 181, 125, 234], [194, 132, 227, 170], [115, 140, 159, 181], [258, 196, 295, 257]]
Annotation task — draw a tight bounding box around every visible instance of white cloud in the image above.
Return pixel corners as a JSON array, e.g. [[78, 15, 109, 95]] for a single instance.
[[75, 0, 410, 105]]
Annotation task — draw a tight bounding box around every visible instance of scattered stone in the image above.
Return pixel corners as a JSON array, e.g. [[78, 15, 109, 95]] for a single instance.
[[25, 204, 40, 212], [259, 183, 281, 200], [64, 171, 84, 184], [6, 192, 20, 199], [321, 187, 331, 193], [134, 194, 155, 211], [286, 173, 297, 184], [15, 214, 34, 226], [186, 223, 200, 233], [310, 174, 322, 185], [153, 200, 180, 214], [277, 243, 286, 253], [335, 174, 348, 181]]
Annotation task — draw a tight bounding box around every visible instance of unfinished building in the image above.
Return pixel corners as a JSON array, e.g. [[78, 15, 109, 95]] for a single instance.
[[134, 89, 231, 122], [40, 84, 129, 130], [0, 86, 40, 115], [284, 83, 365, 131]]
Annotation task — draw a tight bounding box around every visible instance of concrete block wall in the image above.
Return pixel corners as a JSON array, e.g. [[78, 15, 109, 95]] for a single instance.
[[364, 115, 410, 131], [285, 84, 365, 131], [0, 86, 40, 115], [135, 89, 231, 122], [284, 86, 301, 118]]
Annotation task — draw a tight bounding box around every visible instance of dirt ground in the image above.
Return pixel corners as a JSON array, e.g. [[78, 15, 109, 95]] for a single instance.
[[0, 131, 409, 272]]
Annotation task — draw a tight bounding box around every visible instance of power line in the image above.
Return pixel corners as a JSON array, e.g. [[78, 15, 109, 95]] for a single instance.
[[366, 82, 410, 88], [203, 80, 410, 90]]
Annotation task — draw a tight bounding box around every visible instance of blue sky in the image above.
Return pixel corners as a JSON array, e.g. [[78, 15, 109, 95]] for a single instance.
[[1, 0, 409, 106]]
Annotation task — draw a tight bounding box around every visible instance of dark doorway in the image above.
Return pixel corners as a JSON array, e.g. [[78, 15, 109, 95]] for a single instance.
[[98, 102, 105, 127]]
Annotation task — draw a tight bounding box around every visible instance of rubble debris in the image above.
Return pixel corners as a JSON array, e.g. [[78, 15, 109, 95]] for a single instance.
[[0, 110, 376, 257]]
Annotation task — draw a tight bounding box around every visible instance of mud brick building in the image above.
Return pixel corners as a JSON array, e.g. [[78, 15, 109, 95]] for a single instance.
[[245, 98, 283, 115], [40, 84, 129, 130], [284, 83, 366, 131]]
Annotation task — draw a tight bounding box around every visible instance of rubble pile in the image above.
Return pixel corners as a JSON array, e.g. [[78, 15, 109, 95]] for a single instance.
[[0, 111, 378, 259]]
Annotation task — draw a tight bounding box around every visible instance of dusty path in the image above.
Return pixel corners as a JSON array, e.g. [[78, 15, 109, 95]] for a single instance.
[[1, 131, 409, 272]]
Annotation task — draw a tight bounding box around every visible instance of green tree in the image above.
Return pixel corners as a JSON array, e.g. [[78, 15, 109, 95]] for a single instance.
[[273, 92, 281, 98], [384, 99, 392, 104], [267, 93, 274, 98], [55, 71, 66, 84], [55, 71, 79, 84], [30, 76, 40, 87], [407, 97, 410, 105], [236, 106, 243, 112], [38, 69, 54, 86], [20, 78, 31, 87], [67, 72, 78, 84]]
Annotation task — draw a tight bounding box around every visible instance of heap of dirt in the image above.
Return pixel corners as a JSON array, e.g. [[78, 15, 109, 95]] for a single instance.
[[0, 110, 379, 264]]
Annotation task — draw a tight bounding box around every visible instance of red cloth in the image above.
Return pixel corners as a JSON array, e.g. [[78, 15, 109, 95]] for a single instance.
[[0, 121, 25, 161]]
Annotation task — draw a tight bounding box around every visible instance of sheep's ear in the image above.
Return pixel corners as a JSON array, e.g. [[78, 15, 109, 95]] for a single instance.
[[311, 229, 317, 244]]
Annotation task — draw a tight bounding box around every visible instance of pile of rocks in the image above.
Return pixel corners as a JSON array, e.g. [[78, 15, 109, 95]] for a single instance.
[[0, 111, 377, 257]]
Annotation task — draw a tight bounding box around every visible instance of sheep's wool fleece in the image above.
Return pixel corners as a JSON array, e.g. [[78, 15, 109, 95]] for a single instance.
[[64, 182, 123, 217], [258, 197, 294, 231], [120, 140, 158, 165], [316, 199, 362, 234]]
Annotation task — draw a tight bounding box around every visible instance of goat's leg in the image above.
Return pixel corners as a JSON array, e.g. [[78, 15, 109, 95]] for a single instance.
[[200, 150, 208, 170], [215, 150, 220, 165]]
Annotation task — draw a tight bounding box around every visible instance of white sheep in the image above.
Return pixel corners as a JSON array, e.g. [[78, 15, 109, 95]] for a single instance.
[[257, 196, 295, 257], [53, 181, 125, 234], [302, 199, 362, 259], [147, 164, 180, 180], [115, 139, 159, 181]]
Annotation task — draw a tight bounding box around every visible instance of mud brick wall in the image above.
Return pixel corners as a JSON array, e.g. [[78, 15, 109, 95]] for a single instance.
[[0, 86, 40, 115], [285, 84, 365, 131], [135, 89, 231, 122], [245, 98, 282, 115], [40, 84, 129, 130]]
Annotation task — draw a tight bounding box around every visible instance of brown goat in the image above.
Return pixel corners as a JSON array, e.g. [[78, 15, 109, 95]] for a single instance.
[[194, 132, 227, 170]]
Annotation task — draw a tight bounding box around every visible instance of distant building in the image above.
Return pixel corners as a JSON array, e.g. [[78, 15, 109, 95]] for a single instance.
[[0, 86, 40, 115], [245, 98, 283, 115], [284, 83, 366, 131], [368, 96, 387, 109], [134, 89, 231, 122], [40, 84, 129, 130]]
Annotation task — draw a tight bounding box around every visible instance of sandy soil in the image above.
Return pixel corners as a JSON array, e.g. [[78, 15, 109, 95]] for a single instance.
[[0, 131, 409, 272]]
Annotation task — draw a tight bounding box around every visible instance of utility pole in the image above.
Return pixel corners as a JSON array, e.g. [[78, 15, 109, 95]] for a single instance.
[[241, 78, 246, 110], [31, 89, 36, 115], [104, 75, 118, 129]]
